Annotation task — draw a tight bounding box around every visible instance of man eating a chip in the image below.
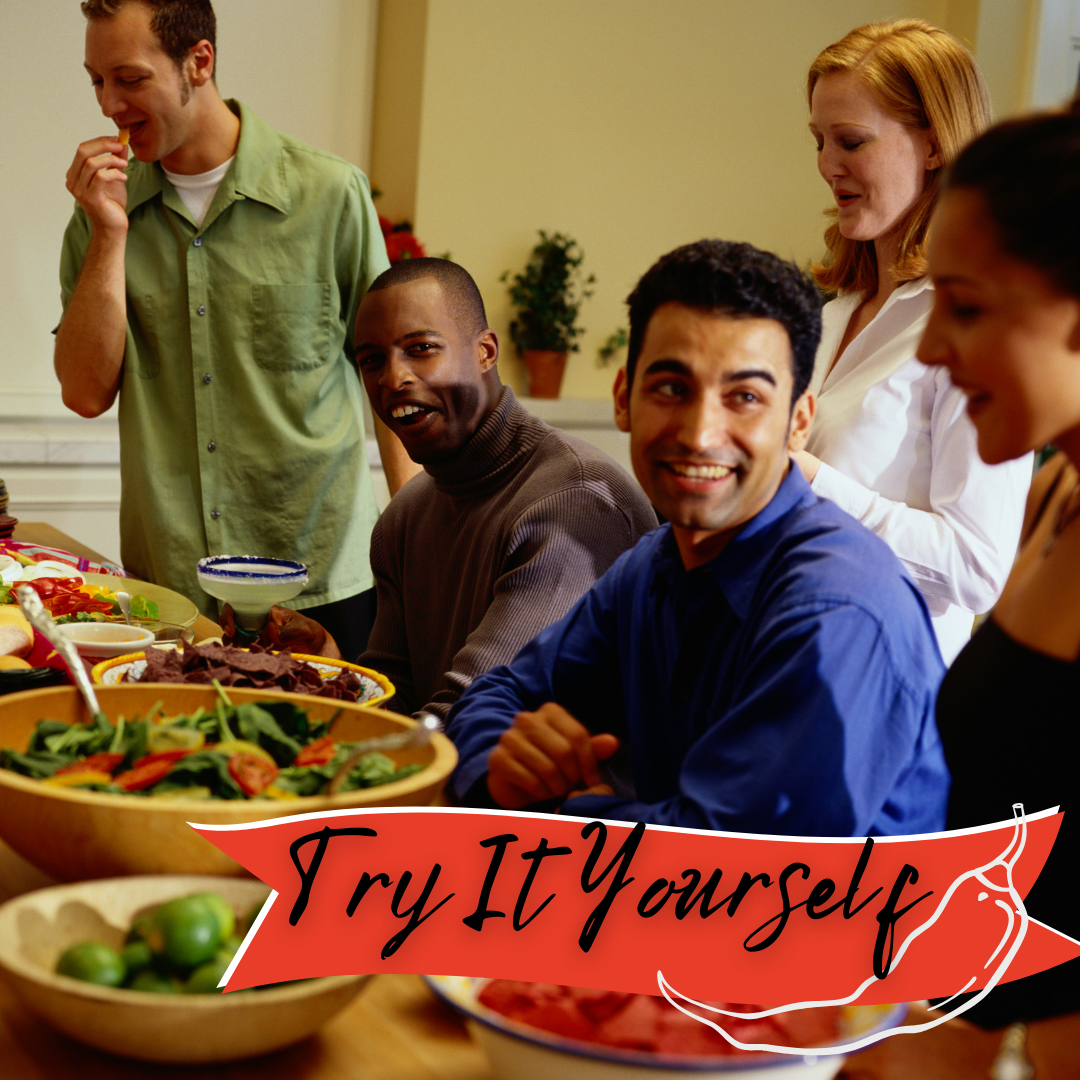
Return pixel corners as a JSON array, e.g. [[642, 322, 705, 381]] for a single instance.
[[447, 240, 949, 837], [54, 0, 416, 660]]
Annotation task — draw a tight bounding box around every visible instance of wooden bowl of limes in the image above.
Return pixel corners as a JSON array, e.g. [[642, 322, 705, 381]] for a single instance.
[[0, 875, 372, 1063]]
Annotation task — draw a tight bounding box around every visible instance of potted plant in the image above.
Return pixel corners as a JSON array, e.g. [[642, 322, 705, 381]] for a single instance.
[[502, 231, 595, 398]]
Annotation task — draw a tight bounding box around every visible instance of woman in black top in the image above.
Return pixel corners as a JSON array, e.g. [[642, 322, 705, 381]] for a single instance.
[[841, 101, 1080, 1078]]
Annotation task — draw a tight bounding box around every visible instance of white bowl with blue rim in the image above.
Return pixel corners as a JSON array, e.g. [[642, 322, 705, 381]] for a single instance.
[[195, 556, 308, 631]]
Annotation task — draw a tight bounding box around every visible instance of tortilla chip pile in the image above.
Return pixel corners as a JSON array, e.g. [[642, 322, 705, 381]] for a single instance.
[[137, 641, 366, 701]]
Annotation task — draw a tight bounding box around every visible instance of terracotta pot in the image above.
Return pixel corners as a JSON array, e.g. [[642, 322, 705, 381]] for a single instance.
[[523, 350, 568, 398]]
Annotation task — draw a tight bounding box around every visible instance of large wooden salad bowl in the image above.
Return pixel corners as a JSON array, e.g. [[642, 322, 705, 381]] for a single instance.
[[0, 684, 457, 881]]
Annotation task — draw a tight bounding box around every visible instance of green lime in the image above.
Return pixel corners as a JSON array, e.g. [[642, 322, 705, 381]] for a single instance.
[[125, 915, 153, 945], [128, 969, 181, 994], [187, 891, 236, 941], [146, 895, 221, 967], [120, 939, 153, 975], [56, 942, 126, 987], [217, 934, 242, 960], [184, 955, 231, 994]]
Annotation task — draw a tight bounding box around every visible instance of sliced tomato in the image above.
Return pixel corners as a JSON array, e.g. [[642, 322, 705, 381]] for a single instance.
[[228, 753, 279, 797], [294, 736, 336, 767], [53, 752, 125, 777], [131, 749, 197, 770], [114, 759, 176, 792]]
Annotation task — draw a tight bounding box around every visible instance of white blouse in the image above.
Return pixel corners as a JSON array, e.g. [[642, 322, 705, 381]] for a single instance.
[[806, 277, 1032, 665]]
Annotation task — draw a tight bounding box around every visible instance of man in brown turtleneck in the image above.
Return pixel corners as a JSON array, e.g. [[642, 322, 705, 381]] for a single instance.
[[352, 258, 657, 722]]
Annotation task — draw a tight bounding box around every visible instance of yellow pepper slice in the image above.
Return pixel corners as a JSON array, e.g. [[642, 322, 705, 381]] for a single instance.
[[43, 771, 113, 788], [210, 739, 277, 766]]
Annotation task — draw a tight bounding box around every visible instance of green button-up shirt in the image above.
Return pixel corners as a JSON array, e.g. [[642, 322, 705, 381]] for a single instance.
[[59, 102, 389, 617]]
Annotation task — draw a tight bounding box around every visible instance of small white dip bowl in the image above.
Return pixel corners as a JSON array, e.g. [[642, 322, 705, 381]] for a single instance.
[[57, 622, 157, 659]]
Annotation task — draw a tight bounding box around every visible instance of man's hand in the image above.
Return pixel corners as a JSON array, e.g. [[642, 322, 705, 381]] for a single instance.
[[486, 702, 619, 810], [221, 604, 342, 660], [66, 135, 129, 235]]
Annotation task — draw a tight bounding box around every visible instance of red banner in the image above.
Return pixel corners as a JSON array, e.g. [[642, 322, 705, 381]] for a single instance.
[[192, 805, 1079, 1008]]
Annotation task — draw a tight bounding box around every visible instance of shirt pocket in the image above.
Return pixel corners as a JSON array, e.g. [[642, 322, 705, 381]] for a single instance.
[[252, 282, 334, 371]]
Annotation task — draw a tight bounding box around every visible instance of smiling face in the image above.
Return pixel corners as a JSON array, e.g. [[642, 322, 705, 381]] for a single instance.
[[84, 1, 204, 168], [355, 277, 500, 465], [918, 188, 1080, 465], [809, 71, 938, 250], [615, 303, 812, 569]]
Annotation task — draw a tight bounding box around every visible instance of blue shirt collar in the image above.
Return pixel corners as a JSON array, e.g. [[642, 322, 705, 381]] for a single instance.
[[655, 462, 816, 619]]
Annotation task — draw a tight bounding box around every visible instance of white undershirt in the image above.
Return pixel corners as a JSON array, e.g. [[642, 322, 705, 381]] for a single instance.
[[162, 157, 234, 227]]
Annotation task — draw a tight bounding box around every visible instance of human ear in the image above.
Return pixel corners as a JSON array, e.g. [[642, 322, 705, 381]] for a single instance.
[[787, 390, 815, 451], [187, 40, 215, 87], [613, 366, 631, 433], [477, 330, 499, 374], [924, 130, 943, 171]]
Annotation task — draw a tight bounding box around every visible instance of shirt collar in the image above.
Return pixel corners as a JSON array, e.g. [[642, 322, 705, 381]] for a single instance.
[[655, 464, 816, 618], [124, 100, 290, 218]]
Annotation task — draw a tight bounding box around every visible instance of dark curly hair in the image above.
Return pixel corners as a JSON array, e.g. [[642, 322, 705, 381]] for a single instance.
[[945, 96, 1080, 299], [626, 240, 822, 404], [82, 0, 216, 72]]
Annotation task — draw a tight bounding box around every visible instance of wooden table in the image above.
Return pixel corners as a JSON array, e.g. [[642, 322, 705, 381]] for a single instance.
[[11, 522, 221, 643], [2, 528, 492, 1077]]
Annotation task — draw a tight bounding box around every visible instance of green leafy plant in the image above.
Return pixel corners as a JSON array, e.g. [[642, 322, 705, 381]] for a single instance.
[[596, 327, 628, 367], [501, 231, 595, 354]]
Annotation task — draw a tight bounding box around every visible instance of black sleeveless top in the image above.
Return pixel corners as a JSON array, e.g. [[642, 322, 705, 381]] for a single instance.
[[936, 615, 1080, 1027]]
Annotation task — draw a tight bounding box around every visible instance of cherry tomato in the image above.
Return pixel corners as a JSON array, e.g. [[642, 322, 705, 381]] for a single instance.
[[114, 759, 175, 792], [294, 736, 336, 767], [53, 752, 124, 776], [228, 753, 279, 797]]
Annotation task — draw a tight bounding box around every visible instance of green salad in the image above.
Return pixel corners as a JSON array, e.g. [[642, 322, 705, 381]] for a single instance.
[[0, 684, 423, 800]]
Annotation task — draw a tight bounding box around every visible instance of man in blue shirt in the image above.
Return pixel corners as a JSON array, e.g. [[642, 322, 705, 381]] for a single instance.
[[447, 239, 948, 837]]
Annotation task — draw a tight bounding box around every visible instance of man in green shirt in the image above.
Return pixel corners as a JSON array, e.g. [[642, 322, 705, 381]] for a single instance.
[[56, 0, 416, 657]]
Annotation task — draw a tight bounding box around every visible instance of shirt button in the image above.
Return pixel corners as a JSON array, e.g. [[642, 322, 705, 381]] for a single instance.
[[210, 509, 221, 520], [208, 441, 217, 452], [197, 305, 207, 316], [193, 238, 203, 247], [203, 373, 212, 384]]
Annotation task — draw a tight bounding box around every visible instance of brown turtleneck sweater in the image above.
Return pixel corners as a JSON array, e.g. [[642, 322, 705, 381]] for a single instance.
[[360, 386, 657, 720]]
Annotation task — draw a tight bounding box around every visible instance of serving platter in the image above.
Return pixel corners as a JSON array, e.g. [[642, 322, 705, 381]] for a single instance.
[[80, 572, 199, 628], [91, 648, 395, 706]]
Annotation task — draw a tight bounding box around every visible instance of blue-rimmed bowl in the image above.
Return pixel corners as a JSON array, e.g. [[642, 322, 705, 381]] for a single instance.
[[196, 556, 308, 629], [423, 975, 906, 1080]]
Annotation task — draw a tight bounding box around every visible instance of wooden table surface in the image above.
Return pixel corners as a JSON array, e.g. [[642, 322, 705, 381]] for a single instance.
[[2, 526, 492, 1077]]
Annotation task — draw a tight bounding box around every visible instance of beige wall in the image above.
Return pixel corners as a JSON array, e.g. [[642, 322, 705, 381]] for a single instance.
[[371, 0, 1041, 400]]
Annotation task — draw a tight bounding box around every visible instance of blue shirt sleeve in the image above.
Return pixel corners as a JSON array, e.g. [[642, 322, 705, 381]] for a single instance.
[[564, 599, 947, 836], [445, 562, 627, 803]]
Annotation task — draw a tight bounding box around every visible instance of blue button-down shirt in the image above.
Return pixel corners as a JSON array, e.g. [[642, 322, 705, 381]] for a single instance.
[[447, 465, 949, 837]]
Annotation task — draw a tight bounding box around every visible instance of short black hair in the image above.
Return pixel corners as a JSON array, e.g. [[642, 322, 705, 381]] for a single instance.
[[367, 258, 488, 339], [946, 100, 1080, 299], [626, 240, 822, 403]]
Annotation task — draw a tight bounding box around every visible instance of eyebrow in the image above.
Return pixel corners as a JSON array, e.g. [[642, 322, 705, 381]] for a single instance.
[[642, 359, 777, 386], [354, 329, 443, 356]]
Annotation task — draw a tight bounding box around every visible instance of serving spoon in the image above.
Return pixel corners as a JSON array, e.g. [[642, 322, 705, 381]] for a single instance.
[[116, 591, 132, 625], [16, 585, 105, 722], [328, 712, 442, 794]]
